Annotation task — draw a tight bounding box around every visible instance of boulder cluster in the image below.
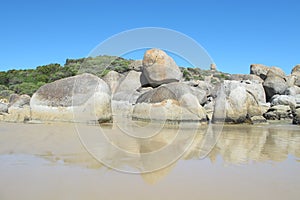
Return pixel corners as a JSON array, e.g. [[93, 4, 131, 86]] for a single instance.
[[0, 49, 299, 125]]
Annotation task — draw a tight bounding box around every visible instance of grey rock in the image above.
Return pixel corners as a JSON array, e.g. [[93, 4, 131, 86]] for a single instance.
[[137, 82, 207, 105], [212, 80, 266, 123], [142, 49, 182, 87], [9, 94, 30, 108], [295, 94, 300, 104], [250, 64, 269, 80], [9, 94, 20, 104], [102, 70, 124, 94], [3, 106, 31, 122], [263, 105, 292, 120], [129, 60, 143, 71], [133, 99, 207, 122], [269, 66, 286, 77], [291, 64, 300, 76], [113, 70, 143, 103], [295, 76, 300, 87], [134, 82, 207, 122], [286, 75, 296, 87], [184, 80, 213, 97], [284, 86, 300, 96], [271, 95, 296, 107], [203, 98, 215, 120], [263, 70, 288, 101], [250, 116, 268, 124], [230, 74, 264, 84], [0, 102, 8, 113], [30, 73, 112, 123], [250, 64, 285, 80], [292, 108, 300, 125]]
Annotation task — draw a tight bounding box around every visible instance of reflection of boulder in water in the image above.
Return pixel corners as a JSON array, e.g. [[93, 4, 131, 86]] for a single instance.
[[261, 127, 300, 162], [39, 151, 103, 169], [204, 125, 300, 164], [141, 162, 176, 185], [1, 122, 300, 185], [212, 126, 268, 164]]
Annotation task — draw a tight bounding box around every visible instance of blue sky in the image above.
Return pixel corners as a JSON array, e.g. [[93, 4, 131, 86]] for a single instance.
[[0, 0, 299, 74]]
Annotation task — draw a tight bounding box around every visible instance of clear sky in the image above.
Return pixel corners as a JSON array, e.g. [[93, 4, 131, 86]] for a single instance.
[[0, 0, 299, 74]]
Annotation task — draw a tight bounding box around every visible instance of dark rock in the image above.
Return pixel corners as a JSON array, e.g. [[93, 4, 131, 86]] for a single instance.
[[263, 105, 292, 120], [263, 70, 288, 101], [292, 108, 300, 125]]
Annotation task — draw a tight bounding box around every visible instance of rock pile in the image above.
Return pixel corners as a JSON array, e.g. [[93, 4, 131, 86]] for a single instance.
[[0, 49, 299, 125]]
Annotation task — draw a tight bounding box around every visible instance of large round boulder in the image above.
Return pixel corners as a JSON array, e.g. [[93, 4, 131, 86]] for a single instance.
[[30, 73, 112, 123], [142, 49, 182, 87]]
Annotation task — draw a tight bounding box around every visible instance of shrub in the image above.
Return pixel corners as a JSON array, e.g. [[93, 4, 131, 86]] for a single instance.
[[9, 82, 40, 96], [0, 90, 14, 99]]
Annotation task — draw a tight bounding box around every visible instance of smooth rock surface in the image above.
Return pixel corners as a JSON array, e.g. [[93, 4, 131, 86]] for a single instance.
[[250, 64, 269, 80], [113, 70, 142, 103], [271, 95, 296, 107], [142, 49, 182, 87], [212, 80, 266, 123], [102, 70, 124, 94], [9, 94, 30, 108], [134, 82, 207, 122], [133, 99, 207, 122], [30, 73, 112, 123], [284, 86, 300, 96]]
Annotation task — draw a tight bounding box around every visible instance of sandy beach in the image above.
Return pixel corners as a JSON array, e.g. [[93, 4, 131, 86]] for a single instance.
[[0, 122, 299, 200]]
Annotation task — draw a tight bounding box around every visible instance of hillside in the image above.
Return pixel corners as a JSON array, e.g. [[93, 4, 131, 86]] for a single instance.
[[0, 56, 230, 98]]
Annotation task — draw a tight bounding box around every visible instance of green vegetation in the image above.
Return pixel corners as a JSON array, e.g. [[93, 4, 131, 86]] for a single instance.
[[213, 73, 231, 80], [0, 55, 230, 98], [182, 69, 191, 81], [0, 56, 133, 96]]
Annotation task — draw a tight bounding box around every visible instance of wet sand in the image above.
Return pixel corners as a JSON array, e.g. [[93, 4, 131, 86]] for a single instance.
[[0, 122, 300, 200]]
